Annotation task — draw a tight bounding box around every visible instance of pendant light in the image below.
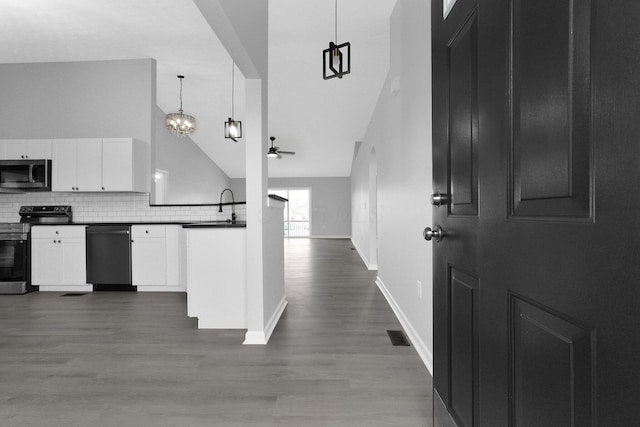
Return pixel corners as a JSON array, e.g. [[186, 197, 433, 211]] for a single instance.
[[323, 0, 351, 80], [166, 75, 196, 137], [224, 61, 242, 142]]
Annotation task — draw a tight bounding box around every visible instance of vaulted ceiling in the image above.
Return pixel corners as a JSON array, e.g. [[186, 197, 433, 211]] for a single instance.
[[0, 0, 396, 178]]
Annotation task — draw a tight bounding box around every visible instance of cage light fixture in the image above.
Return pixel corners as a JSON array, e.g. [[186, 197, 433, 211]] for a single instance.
[[323, 0, 351, 80], [166, 75, 196, 137], [224, 61, 242, 142]]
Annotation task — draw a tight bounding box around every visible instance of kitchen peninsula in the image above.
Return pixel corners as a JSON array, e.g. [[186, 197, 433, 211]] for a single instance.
[[25, 197, 286, 342]]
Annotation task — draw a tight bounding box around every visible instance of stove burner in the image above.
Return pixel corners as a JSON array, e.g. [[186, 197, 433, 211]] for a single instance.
[[19, 205, 72, 225]]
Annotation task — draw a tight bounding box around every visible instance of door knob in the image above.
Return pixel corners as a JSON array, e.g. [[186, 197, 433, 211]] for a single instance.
[[431, 192, 449, 206], [423, 226, 445, 242]]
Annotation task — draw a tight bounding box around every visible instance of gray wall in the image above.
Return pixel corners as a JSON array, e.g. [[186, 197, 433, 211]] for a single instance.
[[230, 177, 351, 237], [153, 106, 230, 205], [351, 0, 433, 371], [0, 59, 154, 142]]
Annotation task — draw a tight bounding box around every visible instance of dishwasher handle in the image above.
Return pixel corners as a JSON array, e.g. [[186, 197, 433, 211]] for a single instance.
[[86, 228, 130, 235], [86, 230, 130, 235]]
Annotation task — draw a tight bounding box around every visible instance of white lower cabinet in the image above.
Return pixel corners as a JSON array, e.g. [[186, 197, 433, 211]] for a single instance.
[[132, 225, 184, 292], [31, 226, 91, 292]]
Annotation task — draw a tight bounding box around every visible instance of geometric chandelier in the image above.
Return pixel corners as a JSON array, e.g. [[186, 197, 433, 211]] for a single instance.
[[166, 75, 196, 137], [323, 0, 351, 80]]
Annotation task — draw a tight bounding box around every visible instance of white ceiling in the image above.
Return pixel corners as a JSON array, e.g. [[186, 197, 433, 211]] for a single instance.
[[0, 0, 396, 178]]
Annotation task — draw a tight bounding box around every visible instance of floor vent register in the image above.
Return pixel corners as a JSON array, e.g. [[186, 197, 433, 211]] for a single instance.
[[386, 330, 411, 346]]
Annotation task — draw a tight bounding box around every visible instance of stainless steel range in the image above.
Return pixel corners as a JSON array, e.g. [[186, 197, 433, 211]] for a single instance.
[[0, 205, 72, 294]]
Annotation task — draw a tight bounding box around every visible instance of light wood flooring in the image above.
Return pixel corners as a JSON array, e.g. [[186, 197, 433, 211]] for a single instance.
[[0, 238, 432, 426]]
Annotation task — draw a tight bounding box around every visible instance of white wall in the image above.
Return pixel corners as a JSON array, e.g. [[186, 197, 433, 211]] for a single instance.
[[229, 177, 352, 238], [0, 58, 232, 209], [153, 106, 230, 205], [351, 0, 433, 372], [0, 59, 154, 142]]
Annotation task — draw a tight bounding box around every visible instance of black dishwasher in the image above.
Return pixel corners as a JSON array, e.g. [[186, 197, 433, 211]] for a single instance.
[[86, 225, 134, 291]]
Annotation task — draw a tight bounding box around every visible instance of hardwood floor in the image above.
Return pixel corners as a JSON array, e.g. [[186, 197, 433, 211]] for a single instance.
[[0, 238, 432, 426]]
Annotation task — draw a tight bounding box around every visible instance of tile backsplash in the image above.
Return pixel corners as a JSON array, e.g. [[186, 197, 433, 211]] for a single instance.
[[0, 192, 245, 223]]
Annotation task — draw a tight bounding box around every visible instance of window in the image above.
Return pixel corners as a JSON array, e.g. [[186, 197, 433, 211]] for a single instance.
[[269, 188, 311, 237]]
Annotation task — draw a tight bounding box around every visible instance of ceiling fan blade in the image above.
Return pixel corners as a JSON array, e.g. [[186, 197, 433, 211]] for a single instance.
[[277, 150, 296, 155], [273, 146, 280, 150]]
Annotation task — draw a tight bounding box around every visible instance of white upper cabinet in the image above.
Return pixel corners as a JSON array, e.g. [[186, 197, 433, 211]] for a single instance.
[[102, 138, 149, 192], [76, 139, 103, 191], [0, 139, 52, 160], [52, 138, 101, 192], [52, 137, 149, 193]]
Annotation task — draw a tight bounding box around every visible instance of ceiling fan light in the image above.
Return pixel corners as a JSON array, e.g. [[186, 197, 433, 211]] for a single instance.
[[267, 151, 279, 158]]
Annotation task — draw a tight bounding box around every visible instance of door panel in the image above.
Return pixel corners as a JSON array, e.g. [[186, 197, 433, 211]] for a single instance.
[[448, 12, 478, 217], [449, 267, 478, 427], [510, 294, 594, 427], [102, 138, 133, 191], [510, 0, 592, 219], [76, 139, 102, 192], [52, 139, 77, 192], [432, 0, 640, 425]]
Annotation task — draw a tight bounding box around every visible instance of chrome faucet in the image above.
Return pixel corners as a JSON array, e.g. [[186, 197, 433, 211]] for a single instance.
[[219, 188, 236, 223]]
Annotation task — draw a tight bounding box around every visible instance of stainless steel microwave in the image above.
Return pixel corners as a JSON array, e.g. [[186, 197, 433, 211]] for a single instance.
[[0, 159, 52, 191]]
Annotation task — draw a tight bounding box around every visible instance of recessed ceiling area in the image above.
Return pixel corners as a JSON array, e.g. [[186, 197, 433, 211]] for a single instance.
[[0, 0, 396, 179]]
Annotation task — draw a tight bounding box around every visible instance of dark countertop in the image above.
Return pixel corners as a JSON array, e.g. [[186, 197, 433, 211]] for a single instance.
[[30, 221, 247, 228], [181, 221, 247, 228]]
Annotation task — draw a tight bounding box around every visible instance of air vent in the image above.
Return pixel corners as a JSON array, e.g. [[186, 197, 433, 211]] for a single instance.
[[387, 330, 410, 346]]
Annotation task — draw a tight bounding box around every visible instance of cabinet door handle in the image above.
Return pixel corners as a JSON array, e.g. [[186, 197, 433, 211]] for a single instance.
[[102, 187, 105, 190]]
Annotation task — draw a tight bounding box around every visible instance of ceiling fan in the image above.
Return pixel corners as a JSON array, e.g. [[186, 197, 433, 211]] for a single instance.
[[267, 136, 295, 158]]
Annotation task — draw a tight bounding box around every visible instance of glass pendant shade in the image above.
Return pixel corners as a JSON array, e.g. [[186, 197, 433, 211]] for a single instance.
[[166, 75, 196, 137], [166, 111, 196, 137], [225, 117, 242, 142]]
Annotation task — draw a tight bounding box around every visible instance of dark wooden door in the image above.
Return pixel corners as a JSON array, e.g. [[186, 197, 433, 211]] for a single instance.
[[431, 0, 640, 425]]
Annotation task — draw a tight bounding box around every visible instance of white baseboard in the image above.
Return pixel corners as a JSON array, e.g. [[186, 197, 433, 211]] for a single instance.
[[38, 285, 93, 292], [136, 286, 186, 292], [308, 235, 351, 239], [243, 297, 288, 345], [350, 238, 377, 270], [376, 276, 433, 375]]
